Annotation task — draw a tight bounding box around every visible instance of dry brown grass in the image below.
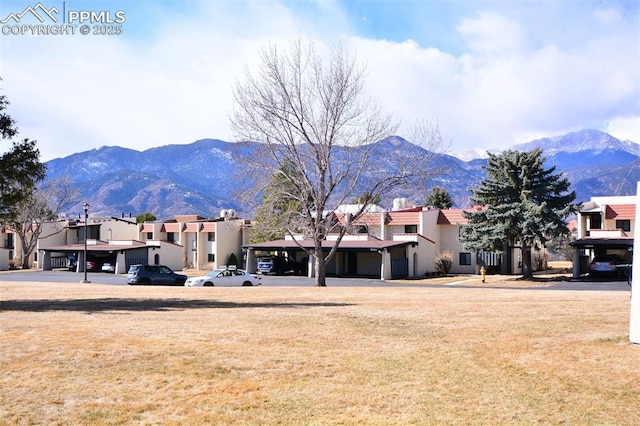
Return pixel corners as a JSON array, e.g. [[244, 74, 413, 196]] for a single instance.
[[1, 279, 639, 425]]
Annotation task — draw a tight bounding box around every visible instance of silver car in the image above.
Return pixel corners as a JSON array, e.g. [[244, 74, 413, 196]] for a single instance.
[[589, 255, 618, 276], [101, 262, 115, 273]]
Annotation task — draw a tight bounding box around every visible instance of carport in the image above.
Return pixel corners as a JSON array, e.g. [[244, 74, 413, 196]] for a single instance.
[[40, 242, 151, 274], [570, 237, 633, 278], [244, 239, 415, 280]]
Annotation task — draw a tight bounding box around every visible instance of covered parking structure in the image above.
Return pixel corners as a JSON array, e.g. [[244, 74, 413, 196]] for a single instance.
[[570, 237, 633, 278], [40, 242, 151, 274], [244, 238, 416, 280]]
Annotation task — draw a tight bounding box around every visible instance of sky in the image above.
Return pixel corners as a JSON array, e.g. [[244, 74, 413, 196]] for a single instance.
[[1, 0, 638, 162]]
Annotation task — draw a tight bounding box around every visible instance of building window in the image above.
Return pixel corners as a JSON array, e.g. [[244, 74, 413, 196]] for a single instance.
[[146, 232, 153, 240], [404, 225, 418, 233], [616, 220, 631, 232], [588, 214, 602, 229], [167, 232, 175, 243], [459, 252, 472, 265], [81, 226, 100, 241], [208, 254, 215, 262], [208, 232, 216, 242], [356, 225, 368, 234]]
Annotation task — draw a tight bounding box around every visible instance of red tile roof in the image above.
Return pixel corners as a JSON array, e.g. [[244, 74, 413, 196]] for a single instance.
[[605, 204, 636, 220], [387, 211, 420, 225], [139, 223, 154, 232], [161, 223, 181, 233], [201, 222, 217, 232], [437, 209, 469, 225]]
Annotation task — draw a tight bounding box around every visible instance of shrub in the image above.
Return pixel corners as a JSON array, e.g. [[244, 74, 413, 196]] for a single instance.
[[534, 253, 549, 271], [435, 250, 453, 275]]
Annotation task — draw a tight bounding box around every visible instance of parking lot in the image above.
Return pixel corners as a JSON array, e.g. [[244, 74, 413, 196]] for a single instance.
[[1, 269, 399, 287], [0, 269, 632, 291]]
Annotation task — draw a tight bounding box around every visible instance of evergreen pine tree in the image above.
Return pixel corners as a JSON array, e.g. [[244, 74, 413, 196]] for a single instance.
[[424, 186, 453, 209], [0, 87, 46, 223], [460, 149, 579, 278]]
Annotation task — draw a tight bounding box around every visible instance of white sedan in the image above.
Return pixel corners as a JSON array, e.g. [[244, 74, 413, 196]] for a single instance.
[[184, 268, 262, 287]]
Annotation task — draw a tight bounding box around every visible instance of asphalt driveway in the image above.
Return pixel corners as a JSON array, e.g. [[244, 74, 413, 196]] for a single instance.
[[0, 269, 632, 291]]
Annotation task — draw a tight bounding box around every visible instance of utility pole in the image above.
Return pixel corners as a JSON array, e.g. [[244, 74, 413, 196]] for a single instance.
[[81, 202, 91, 284]]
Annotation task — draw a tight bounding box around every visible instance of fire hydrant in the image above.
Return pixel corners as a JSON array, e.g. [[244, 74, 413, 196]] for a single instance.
[[481, 265, 486, 283]]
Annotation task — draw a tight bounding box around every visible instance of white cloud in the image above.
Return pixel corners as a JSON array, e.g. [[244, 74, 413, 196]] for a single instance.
[[593, 7, 623, 24], [3, 1, 307, 160], [1, 1, 637, 162], [457, 12, 524, 55], [346, 9, 639, 151], [605, 116, 640, 142]]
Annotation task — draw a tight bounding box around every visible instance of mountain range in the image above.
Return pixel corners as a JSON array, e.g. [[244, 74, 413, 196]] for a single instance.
[[43, 129, 639, 220]]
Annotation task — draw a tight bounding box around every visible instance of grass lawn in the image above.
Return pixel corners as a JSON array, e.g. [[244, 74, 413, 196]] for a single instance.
[[1, 279, 638, 425]]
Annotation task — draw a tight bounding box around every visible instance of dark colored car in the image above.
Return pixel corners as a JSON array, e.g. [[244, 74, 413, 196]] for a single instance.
[[66, 255, 100, 272], [126, 264, 188, 285], [66, 255, 77, 271], [257, 256, 301, 275]]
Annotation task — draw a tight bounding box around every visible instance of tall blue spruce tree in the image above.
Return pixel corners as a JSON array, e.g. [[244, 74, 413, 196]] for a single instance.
[[460, 149, 579, 279]]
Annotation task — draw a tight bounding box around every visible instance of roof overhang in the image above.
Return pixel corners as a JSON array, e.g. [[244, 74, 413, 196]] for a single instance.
[[570, 238, 634, 249], [244, 239, 413, 252], [66, 223, 101, 229], [40, 242, 150, 254]]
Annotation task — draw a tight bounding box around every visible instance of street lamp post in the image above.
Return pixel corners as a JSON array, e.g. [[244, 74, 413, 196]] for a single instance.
[[82, 202, 91, 283]]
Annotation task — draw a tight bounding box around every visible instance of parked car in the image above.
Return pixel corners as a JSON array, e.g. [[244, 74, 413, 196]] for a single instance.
[[86, 260, 99, 271], [101, 262, 115, 273], [184, 267, 261, 287], [127, 264, 187, 285], [66, 255, 100, 272], [589, 255, 624, 277], [257, 256, 301, 275]]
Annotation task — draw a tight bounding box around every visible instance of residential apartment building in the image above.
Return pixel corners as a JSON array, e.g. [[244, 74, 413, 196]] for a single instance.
[[244, 201, 504, 280], [37, 215, 144, 273], [572, 194, 636, 277], [577, 195, 635, 240], [0, 226, 15, 270], [12, 192, 629, 281], [137, 212, 251, 271], [2, 210, 251, 273]]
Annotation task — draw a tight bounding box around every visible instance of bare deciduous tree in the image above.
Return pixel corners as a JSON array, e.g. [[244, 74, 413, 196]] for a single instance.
[[10, 177, 79, 269], [231, 38, 444, 286]]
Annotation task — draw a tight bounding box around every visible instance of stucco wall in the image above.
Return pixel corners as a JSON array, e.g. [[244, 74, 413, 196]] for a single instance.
[[438, 225, 476, 274], [215, 220, 243, 269], [148, 241, 184, 271], [0, 249, 10, 270]]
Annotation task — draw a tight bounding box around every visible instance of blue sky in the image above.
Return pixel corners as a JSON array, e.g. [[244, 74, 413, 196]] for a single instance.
[[1, 0, 638, 161]]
